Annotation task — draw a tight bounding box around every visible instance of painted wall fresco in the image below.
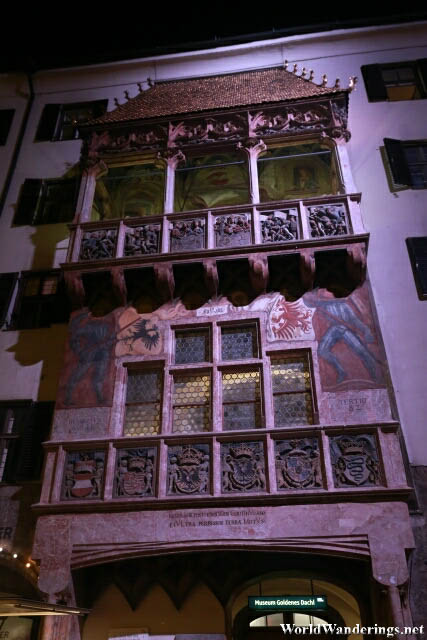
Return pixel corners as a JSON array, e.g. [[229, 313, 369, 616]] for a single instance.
[[303, 284, 386, 391], [56, 310, 117, 409], [56, 282, 385, 411]]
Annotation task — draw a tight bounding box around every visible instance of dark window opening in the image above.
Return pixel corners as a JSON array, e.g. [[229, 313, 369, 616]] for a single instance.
[[362, 60, 427, 102], [35, 100, 108, 141]]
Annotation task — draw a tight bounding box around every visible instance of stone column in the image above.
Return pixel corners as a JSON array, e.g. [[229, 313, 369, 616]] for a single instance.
[[76, 160, 108, 224], [237, 138, 266, 205], [158, 149, 186, 214]]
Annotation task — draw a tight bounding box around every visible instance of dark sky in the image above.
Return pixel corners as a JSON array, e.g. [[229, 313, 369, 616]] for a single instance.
[[2, 9, 427, 72]]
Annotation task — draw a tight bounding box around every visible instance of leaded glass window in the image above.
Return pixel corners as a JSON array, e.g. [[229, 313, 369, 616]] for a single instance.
[[271, 355, 313, 426], [221, 325, 259, 360], [172, 372, 211, 433], [175, 328, 210, 364], [222, 369, 262, 430], [124, 370, 162, 436]]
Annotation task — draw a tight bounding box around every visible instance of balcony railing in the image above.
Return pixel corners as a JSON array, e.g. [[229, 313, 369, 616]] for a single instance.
[[66, 194, 363, 265], [38, 422, 409, 508]]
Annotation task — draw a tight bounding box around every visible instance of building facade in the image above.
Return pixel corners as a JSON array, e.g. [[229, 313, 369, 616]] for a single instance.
[[0, 20, 426, 640]]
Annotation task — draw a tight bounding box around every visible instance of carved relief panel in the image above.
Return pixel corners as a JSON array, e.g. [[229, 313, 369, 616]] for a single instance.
[[167, 444, 210, 495], [115, 447, 156, 497], [80, 229, 117, 260], [124, 224, 160, 256], [307, 203, 349, 237], [261, 209, 299, 243], [214, 214, 252, 248], [329, 434, 382, 487], [221, 441, 266, 493], [275, 438, 322, 490], [170, 218, 206, 252], [61, 450, 106, 500]]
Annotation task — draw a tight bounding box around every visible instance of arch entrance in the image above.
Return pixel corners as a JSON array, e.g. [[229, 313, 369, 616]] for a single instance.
[[75, 551, 368, 640]]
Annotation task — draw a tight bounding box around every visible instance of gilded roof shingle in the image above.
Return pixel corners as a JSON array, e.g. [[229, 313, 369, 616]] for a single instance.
[[89, 66, 344, 126]]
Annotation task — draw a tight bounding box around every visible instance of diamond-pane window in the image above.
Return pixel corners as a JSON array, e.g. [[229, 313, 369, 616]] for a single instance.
[[222, 369, 262, 430], [175, 329, 210, 364], [221, 325, 258, 360], [172, 373, 211, 433], [271, 355, 313, 426], [124, 370, 162, 436]]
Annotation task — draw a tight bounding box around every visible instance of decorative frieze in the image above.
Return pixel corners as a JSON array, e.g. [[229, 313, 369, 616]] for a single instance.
[[62, 450, 106, 500], [214, 214, 251, 247], [115, 447, 156, 497], [329, 434, 381, 487], [275, 438, 322, 490], [170, 218, 205, 252], [221, 441, 266, 493], [168, 115, 246, 147], [80, 229, 117, 260], [249, 103, 331, 137], [307, 203, 349, 237], [167, 444, 210, 495], [124, 224, 160, 256], [261, 209, 299, 243]]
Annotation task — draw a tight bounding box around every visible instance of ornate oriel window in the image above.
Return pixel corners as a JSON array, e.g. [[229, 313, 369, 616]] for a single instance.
[[258, 142, 339, 202], [92, 162, 165, 220]]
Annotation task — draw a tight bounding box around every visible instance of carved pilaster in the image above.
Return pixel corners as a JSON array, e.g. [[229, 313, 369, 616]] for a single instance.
[[111, 267, 127, 307], [64, 272, 85, 310], [299, 249, 315, 290], [154, 263, 175, 302], [203, 258, 218, 299], [346, 245, 366, 285], [158, 149, 186, 214], [237, 138, 267, 204], [76, 160, 108, 224], [248, 254, 269, 295]]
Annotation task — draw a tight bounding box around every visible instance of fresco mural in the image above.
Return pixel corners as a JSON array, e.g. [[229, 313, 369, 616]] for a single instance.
[[57, 310, 117, 409], [303, 284, 386, 391], [56, 282, 384, 410]]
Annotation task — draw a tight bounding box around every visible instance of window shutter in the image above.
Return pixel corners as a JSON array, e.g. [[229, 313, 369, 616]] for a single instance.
[[0, 273, 17, 326], [361, 64, 388, 102], [384, 138, 412, 186], [35, 104, 60, 141], [3, 402, 53, 482], [0, 109, 15, 145], [13, 179, 42, 225], [417, 59, 427, 93], [407, 237, 427, 299]]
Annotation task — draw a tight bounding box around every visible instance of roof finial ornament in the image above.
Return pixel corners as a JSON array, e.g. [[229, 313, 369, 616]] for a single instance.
[[301, 67, 307, 78], [349, 76, 358, 91], [114, 97, 120, 107], [137, 82, 144, 93], [293, 63, 298, 74], [309, 69, 314, 81], [334, 78, 340, 89], [147, 77, 154, 88], [283, 60, 289, 71], [321, 74, 328, 87], [124, 90, 130, 101]]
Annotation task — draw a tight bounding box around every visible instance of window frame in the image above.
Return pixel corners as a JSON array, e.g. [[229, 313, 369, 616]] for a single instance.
[[10, 270, 70, 330], [362, 59, 427, 102], [123, 364, 164, 438], [35, 100, 108, 142], [406, 237, 427, 300], [13, 177, 79, 226], [0, 109, 15, 145], [383, 138, 427, 190], [268, 349, 317, 428]]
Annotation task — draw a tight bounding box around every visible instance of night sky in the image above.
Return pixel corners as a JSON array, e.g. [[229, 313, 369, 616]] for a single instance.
[[2, 9, 427, 72]]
